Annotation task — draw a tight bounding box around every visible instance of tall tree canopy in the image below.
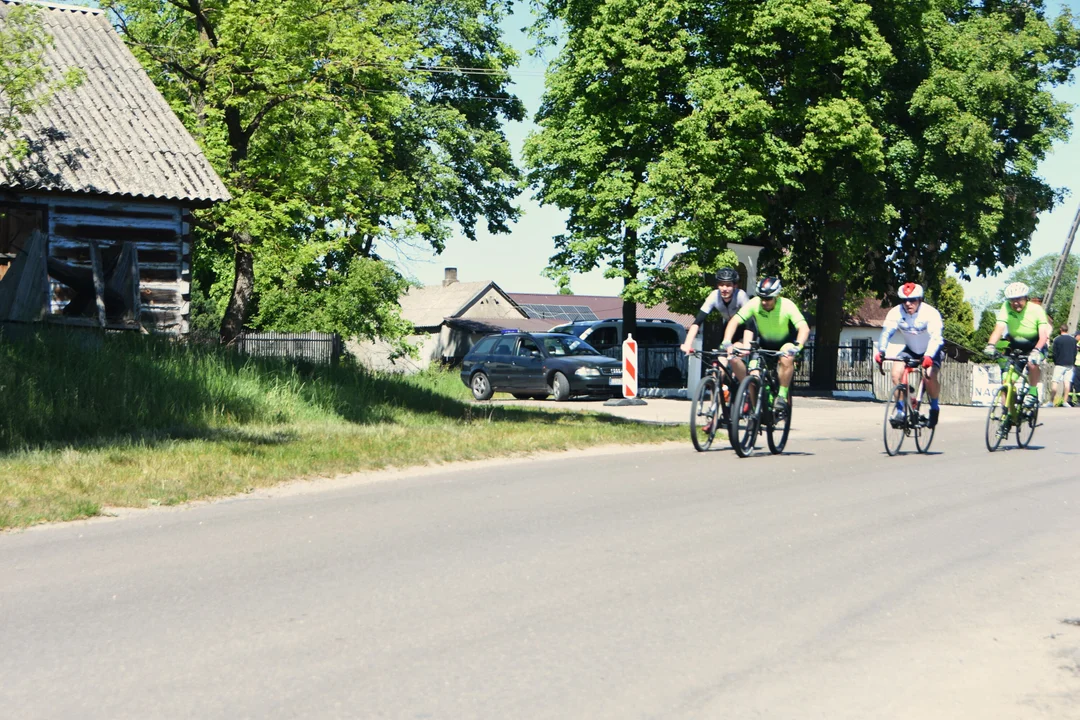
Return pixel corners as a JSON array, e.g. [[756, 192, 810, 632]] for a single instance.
[[1001, 252, 1080, 323], [928, 276, 975, 348], [105, 0, 524, 342], [524, 0, 694, 338], [0, 3, 83, 167], [528, 0, 1079, 387]]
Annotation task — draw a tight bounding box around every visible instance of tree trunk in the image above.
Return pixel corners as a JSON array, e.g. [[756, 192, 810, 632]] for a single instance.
[[810, 244, 847, 391], [621, 226, 638, 343], [219, 232, 255, 345]]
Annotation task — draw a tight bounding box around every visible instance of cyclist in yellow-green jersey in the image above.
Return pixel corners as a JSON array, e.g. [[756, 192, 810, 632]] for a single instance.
[[983, 282, 1051, 409], [721, 276, 810, 416]]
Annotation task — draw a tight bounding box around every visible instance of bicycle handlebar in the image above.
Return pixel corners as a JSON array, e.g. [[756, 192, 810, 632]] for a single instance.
[[878, 356, 934, 376]]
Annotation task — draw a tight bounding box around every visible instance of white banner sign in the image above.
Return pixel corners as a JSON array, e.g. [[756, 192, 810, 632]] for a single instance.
[[970, 364, 1001, 406]]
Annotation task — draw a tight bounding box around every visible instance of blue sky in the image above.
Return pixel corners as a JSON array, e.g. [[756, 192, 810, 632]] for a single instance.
[[398, 1, 1080, 312]]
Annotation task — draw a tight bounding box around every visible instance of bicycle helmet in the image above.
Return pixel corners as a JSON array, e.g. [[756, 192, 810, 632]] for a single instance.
[[756, 276, 782, 298], [1004, 282, 1030, 300], [898, 282, 923, 301], [715, 267, 739, 284]]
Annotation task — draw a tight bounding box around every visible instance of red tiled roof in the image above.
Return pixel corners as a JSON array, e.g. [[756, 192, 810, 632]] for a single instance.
[[508, 293, 694, 325], [846, 297, 890, 327]]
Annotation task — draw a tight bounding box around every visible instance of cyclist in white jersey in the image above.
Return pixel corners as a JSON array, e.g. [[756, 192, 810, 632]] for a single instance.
[[681, 267, 750, 378], [874, 282, 945, 428]]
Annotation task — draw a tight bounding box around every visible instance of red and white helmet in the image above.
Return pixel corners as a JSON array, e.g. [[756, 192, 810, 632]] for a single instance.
[[898, 282, 924, 301]]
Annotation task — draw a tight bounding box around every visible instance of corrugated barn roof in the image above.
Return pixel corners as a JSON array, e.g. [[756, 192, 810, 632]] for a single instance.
[[0, 0, 230, 205]]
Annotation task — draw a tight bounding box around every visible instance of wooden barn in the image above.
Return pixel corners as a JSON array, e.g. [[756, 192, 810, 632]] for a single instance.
[[0, 0, 229, 334]]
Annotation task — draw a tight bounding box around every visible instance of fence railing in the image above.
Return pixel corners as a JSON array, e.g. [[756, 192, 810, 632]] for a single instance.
[[793, 344, 875, 391], [235, 331, 342, 366], [600, 344, 687, 387]]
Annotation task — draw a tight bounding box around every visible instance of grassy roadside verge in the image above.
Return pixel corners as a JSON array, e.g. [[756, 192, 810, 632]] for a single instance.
[[1, 327, 682, 529]]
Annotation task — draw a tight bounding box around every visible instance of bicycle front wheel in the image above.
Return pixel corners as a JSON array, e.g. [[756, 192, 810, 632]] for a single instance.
[[730, 375, 761, 458], [767, 393, 791, 454], [690, 375, 720, 452], [1016, 403, 1038, 448], [985, 387, 1009, 452], [913, 392, 934, 454], [883, 384, 907, 456]]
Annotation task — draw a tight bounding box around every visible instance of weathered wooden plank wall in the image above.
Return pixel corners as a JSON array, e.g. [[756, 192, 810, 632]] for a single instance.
[[3, 195, 190, 333]]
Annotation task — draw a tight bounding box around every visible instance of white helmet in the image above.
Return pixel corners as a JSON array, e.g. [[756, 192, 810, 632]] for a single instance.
[[1004, 282, 1030, 300], [898, 282, 923, 301]]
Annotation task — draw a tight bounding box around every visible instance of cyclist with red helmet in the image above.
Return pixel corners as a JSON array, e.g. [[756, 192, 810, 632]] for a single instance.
[[722, 276, 810, 417], [874, 282, 946, 428], [983, 282, 1051, 409]]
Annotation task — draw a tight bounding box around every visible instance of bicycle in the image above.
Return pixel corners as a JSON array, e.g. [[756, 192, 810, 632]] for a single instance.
[[729, 342, 792, 458], [879, 356, 935, 456], [985, 347, 1040, 452], [688, 349, 738, 452]]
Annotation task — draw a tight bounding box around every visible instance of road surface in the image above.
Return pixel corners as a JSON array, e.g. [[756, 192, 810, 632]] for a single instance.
[[2, 400, 1079, 719]]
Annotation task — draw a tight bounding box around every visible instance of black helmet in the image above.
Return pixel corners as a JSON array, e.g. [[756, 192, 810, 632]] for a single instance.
[[715, 267, 739, 284], [756, 276, 782, 298]]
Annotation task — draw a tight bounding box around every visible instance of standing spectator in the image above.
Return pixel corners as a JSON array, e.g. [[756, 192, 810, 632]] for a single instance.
[[1072, 332, 1080, 407], [1050, 324, 1077, 407]]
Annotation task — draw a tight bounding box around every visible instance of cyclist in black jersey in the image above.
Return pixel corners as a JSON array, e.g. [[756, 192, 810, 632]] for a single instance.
[[681, 267, 750, 380]]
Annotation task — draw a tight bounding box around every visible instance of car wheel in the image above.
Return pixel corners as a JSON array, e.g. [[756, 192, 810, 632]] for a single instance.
[[470, 371, 494, 401], [550, 371, 571, 401]]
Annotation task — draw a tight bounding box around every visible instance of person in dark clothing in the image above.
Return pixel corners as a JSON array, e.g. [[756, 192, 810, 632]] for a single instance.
[[1050, 324, 1077, 407]]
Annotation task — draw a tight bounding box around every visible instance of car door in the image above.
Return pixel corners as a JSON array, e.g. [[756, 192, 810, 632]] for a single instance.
[[510, 336, 545, 391], [485, 336, 517, 389]]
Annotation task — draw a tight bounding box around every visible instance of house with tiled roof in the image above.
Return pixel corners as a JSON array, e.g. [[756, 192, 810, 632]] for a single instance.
[[0, 0, 229, 333]]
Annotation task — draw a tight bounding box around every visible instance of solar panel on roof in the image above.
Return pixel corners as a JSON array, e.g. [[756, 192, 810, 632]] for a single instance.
[[518, 304, 598, 321]]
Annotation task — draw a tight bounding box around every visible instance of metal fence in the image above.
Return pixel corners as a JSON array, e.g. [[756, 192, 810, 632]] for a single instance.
[[600, 344, 687, 387], [793, 344, 875, 391], [235, 331, 342, 366]]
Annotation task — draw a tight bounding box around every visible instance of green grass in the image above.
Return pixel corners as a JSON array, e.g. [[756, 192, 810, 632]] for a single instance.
[[0, 325, 682, 529]]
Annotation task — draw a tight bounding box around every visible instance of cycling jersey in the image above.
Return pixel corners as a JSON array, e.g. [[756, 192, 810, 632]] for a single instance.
[[995, 301, 1050, 342], [735, 297, 808, 349], [877, 302, 944, 358], [694, 288, 749, 326]]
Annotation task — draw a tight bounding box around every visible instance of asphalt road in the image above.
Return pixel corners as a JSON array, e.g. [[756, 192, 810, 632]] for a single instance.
[[3, 401, 1080, 719]]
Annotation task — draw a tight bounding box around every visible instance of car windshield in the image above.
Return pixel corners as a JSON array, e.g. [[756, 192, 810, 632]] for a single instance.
[[542, 335, 601, 356]]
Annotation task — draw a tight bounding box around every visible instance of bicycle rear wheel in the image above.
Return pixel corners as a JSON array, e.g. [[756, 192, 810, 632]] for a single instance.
[[766, 393, 791, 454], [1016, 403, 1037, 448], [985, 387, 1009, 452], [690, 375, 720, 452], [883, 384, 907, 456], [730, 375, 760, 458]]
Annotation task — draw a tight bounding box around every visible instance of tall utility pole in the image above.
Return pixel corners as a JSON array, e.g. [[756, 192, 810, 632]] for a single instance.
[[1042, 204, 1080, 312], [1068, 266, 1080, 334]]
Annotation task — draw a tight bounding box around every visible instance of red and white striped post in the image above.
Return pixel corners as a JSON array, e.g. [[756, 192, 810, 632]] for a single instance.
[[622, 334, 638, 399]]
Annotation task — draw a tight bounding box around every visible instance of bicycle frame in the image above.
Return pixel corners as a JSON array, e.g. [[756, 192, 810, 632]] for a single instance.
[[998, 351, 1031, 423], [881, 357, 929, 424]]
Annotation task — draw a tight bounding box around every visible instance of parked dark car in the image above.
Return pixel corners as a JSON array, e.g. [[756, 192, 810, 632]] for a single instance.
[[460, 332, 623, 401]]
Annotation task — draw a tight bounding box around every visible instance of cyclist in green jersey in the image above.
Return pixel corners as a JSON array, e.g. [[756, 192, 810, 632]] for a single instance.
[[983, 282, 1051, 409], [721, 276, 810, 416]]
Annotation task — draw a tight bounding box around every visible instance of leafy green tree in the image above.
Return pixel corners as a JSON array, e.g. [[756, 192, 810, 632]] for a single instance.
[[928, 276, 975, 349], [105, 0, 523, 343], [524, 0, 694, 340], [530, 0, 1077, 387], [0, 3, 84, 166], [651, 0, 1079, 388], [1000, 252, 1080, 324], [972, 308, 998, 360]]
